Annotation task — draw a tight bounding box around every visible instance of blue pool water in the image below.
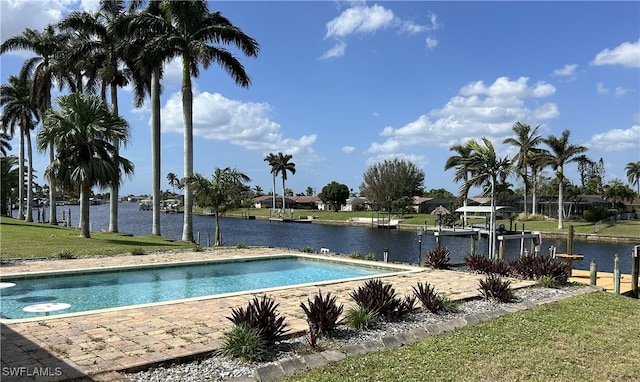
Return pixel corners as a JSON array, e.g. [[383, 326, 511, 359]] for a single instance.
[[0, 257, 394, 320]]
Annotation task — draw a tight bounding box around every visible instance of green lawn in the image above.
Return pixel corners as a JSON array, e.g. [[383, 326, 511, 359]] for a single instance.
[[0, 217, 193, 259], [284, 292, 640, 382]]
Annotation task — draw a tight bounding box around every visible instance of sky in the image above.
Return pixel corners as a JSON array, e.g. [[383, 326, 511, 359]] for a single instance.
[[1, 1, 639, 198]]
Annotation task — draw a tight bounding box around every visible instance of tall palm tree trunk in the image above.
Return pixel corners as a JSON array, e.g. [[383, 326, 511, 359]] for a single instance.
[[214, 209, 221, 246], [109, 83, 119, 232], [522, 169, 528, 216], [181, 70, 194, 242], [48, 143, 57, 224], [532, 168, 538, 215], [557, 170, 564, 229], [79, 182, 91, 238], [272, 174, 276, 212], [489, 176, 497, 259], [151, 68, 161, 236], [25, 132, 34, 222], [282, 177, 286, 215], [17, 129, 25, 220]]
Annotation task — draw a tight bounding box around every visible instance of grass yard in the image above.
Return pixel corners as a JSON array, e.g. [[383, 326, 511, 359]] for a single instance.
[[284, 292, 640, 382], [0, 217, 193, 259]]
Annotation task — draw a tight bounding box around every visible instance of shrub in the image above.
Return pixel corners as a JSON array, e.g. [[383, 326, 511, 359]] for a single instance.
[[300, 246, 315, 253], [509, 254, 570, 283], [349, 279, 400, 319], [300, 290, 344, 336], [436, 294, 459, 313], [227, 295, 288, 344], [130, 247, 145, 256], [395, 295, 419, 318], [536, 275, 561, 288], [464, 253, 510, 276], [412, 282, 458, 313], [423, 247, 451, 269], [349, 252, 376, 261], [218, 324, 268, 362], [344, 306, 378, 330], [57, 250, 75, 259], [235, 242, 249, 249], [583, 206, 614, 222], [478, 274, 516, 302], [412, 282, 439, 313]]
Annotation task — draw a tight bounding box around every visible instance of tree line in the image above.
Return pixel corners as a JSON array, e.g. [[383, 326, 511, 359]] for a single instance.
[[1, 0, 259, 240]]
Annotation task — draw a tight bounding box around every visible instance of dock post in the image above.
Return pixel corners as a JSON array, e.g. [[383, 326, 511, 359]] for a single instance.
[[383, 248, 389, 263], [632, 246, 639, 298], [613, 254, 620, 294], [567, 225, 574, 255], [589, 260, 597, 286]]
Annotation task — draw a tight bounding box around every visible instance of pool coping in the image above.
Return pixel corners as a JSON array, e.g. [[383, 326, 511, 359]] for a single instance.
[[1, 253, 420, 323]]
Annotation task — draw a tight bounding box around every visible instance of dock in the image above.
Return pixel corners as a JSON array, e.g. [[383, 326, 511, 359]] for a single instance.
[[569, 270, 636, 295]]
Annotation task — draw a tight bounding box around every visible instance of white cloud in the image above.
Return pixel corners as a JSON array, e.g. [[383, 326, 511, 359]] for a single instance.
[[591, 39, 640, 68], [160, 90, 316, 156], [365, 153, 428, 168], [342, 146, 356, 153], [367, 76, 558, 155], [320, 41, 347, 60], [0, 0, 99, 45], [325, 4, 395, 38], [425, 36, 438, 50], [401, 11, 441, 34], [596, 81, 609, 94], [588, 125, 640, 151], [553, 64, 578, 77], [614, 86, 629, 97], [322, 4, 441, 58]]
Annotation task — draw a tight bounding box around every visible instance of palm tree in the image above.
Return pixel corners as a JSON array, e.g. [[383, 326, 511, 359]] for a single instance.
[[272, 152, 296, 214], [1, 75, 40, 221], [444, 142, 473, 226], [503, 122, 542, 216], [625, 161, 640, 195], [36, 93, 134, 238], [1, 24, 73, 225], [123, 0, 169, 236], [132, 1, 259, 242], [540, 130, 588, 229], [529, 151, 546, 215], [264, 153, 278, 210], [167, 172, 182, 194], [188, 167, 250, 246], [0, 156, 19, 216], [464, 138, 512, 259], [59, 0, 135, 233]]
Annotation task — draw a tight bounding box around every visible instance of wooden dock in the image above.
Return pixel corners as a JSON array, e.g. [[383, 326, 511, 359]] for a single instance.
[[569, 269, 636, 295]]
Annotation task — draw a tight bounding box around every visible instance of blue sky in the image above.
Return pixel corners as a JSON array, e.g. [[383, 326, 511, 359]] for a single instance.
[[1, 1, 639, 198]]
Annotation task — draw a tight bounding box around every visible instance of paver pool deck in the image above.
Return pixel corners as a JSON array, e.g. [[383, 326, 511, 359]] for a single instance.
[[1, 248, 537, 381]]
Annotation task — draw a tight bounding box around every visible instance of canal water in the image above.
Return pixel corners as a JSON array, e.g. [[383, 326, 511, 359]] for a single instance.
[[38, 202, 638, 273]]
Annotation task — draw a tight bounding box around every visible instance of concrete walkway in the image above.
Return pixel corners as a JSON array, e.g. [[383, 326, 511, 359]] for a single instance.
[[1, 248, 536, 381]]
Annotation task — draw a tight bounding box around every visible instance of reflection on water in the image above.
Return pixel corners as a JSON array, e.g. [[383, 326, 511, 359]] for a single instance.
[[35, 202, 639, 273]]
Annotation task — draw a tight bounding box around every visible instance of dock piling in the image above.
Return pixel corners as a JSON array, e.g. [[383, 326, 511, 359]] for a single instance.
[[613, 254, 620, 294], [632, 246, 639, 298], [590, 260, 597, 286]]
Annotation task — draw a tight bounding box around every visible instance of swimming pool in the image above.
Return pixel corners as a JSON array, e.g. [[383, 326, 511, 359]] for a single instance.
[[0, 255, 404, 320]]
